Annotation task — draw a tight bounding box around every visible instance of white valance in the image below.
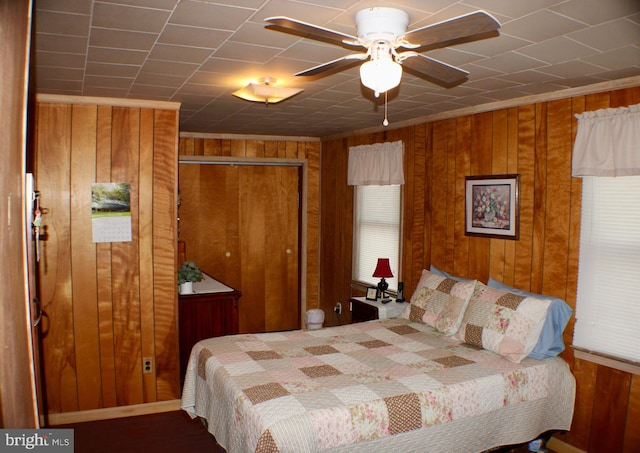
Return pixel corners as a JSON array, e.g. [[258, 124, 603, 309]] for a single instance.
[[572, 103, 640, 177], [348, 140, 404, 185]]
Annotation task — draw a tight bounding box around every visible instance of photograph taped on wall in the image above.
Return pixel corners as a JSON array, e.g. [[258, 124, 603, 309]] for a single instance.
[[465, 174, 519, 240], [91, 182, 132, 243]]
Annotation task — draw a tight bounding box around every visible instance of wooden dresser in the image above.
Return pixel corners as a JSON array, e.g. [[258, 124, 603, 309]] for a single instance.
[[178, 274, 241, 379]]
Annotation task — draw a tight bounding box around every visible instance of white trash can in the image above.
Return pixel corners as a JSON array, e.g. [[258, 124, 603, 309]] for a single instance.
[[305, 309, 325, 330]]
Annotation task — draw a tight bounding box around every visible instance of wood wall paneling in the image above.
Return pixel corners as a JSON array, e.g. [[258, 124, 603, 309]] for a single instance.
[[35, 100, 179, 414], [320, 85, 640, 452]]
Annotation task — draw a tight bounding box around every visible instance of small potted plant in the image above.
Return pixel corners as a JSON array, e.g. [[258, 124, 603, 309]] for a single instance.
[[178, 260, 204, 295]]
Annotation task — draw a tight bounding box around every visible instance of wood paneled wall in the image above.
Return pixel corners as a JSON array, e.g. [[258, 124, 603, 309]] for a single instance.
[[178, 135, 321, 311], [320, 85, 640, 452], [34, 98, 180, 414]]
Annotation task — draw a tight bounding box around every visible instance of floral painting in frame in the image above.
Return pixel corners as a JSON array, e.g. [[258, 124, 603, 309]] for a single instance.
[[465, 174, 520, 240]]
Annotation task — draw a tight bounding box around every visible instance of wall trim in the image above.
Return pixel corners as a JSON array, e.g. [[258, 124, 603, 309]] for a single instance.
[[46, 400, 181, 426], [35, 94, 181, 111], [180, 131, 321, 142]]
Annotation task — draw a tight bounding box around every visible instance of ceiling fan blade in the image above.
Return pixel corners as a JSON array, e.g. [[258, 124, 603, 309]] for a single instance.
[[402, 11, 500, 48], [265, 16, 360, 47], [399, 53, 469, 88], [295, 54, 367, 77]]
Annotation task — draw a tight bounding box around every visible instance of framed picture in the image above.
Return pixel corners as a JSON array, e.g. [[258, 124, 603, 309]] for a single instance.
[[365, 287, 378, 301], [465, 174, 520, 240]]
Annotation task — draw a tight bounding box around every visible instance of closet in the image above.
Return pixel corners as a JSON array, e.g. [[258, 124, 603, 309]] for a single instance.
[[178, 161, 301, 333]]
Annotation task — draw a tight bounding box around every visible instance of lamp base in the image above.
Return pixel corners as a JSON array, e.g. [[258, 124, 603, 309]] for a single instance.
[[377, 278, 389, 299]]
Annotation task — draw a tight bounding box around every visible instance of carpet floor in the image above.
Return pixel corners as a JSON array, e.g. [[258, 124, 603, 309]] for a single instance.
[[57, 410, 550, 453]]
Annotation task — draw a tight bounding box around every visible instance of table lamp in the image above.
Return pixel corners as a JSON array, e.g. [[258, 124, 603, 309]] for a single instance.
[[372, 258, 393, 299]]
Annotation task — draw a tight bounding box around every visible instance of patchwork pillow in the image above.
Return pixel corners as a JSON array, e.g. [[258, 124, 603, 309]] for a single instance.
[[454, 282, 551, 363], [487, 278, 572, 359], [402, 269, 477, 335]]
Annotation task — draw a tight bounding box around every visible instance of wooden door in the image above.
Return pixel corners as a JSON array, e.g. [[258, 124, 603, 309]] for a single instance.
[[178, 163, 300, 333], [0, 0, 40, 427]]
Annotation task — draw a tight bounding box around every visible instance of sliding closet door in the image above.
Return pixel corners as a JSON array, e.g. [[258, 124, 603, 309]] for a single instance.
[[178, 163, 300, 333]]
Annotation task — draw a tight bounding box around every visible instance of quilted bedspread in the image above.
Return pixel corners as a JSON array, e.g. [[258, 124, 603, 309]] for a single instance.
[[181, 318, 575, 453]]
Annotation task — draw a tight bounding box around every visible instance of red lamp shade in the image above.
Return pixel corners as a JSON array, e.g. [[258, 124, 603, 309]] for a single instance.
[[372, 258, 393, 278]]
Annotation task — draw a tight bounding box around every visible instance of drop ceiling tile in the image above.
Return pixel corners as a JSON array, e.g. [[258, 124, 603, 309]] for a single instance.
[[35, 34, 88, 54], [86, 62, 140, 77], [517, 36, 598, 64], [568, 18, 640, 52], [35, 11, 91, 36], [36, 79, 83, 92], [141, 60, 199, 77], [158, 24, 231, 48], [590, 66, 640, 81], [583, 46, 640, 71], [35, 66, 84, 82], [102, 0, 178, 10], [462, 0, 563, 19], [537, 60, 608, 79], [251, 0, 343, 24], [148, 44, 213, 64], [231, 21, 298, 48], [169, 1, 255, 30], [135, 73, 185, 88], [550, 0, 640, 25], [36, 0, 93, 14], [35, 51, 86, 68], [88, 47, 148, 65], [497, 69, 562, 85], [474, 51, 545, 73], [501, 10, 585, 42], [92, 3, 170, 33], [128, 84, 178, 97], [90, 28, 158, 51], [177, 83, 230, 96], [85, 74, 135, 89], [212, 42, 282, 64]]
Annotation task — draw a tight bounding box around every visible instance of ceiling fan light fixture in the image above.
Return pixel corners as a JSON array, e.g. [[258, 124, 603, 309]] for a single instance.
[[360, 56, 402, 97], [233, 77, 303, 104]]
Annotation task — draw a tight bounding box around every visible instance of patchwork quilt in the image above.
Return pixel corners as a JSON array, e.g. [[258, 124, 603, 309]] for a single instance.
[[181, 318, 575, 453]]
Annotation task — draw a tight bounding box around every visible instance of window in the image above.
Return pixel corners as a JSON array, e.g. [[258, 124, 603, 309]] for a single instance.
[[573, 176, 640, 363], [352, 184, 401, 291]]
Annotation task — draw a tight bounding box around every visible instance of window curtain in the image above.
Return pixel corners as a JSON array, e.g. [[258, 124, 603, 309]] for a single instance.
[[572, 103, 640, 177], [348, 140, 404, 185]]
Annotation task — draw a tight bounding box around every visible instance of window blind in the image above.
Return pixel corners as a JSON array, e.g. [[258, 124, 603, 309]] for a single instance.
[[352, 185, 401, 291], [573, 176, 640, 362]]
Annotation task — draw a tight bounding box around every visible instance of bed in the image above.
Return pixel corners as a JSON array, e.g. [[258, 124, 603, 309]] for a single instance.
[[181, 270, 576, 453]]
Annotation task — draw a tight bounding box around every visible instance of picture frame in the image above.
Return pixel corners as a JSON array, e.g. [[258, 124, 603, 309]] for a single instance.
[[365, 287, 378, 301], [465, 174, 520, 240]]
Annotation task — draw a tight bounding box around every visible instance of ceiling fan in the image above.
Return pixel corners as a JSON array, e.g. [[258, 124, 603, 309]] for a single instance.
[[265, 8, 500, 97]]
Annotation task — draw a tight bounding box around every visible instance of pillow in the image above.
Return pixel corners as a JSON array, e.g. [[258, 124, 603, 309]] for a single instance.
[[429, 264, 473, 282], [402, 269, 477, 335], [454, 282, 551, 363], [487, 278, 573, 359]]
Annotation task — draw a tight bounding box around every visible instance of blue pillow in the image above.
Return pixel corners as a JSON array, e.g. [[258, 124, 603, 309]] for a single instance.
[[429, 265, 473, 282], [487, 278, 573, 359]]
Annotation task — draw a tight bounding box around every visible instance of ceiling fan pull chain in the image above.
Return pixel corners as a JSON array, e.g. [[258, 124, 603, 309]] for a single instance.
[[383, 91, 389, 126]]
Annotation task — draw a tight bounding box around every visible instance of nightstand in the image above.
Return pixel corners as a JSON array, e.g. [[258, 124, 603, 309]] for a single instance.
[[350, 297, 407, 323], [179, 274, 240, 380]]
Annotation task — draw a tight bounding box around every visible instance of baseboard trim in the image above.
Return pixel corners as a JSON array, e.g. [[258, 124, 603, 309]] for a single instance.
[[548, 437, 586, 453], [47, 400, 182, 426]]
